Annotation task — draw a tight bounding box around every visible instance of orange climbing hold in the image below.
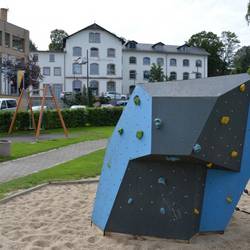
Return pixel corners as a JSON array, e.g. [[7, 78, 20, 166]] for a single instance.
[[239, 84, 246, 92], [230, 150, 238, 158], [206, 162, 213, 168], [220, 116, 230, 125], [194, 208, 200, 215]]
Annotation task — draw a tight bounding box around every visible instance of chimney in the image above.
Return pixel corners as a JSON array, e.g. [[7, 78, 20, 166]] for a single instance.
[[0, 8, 8, 22]]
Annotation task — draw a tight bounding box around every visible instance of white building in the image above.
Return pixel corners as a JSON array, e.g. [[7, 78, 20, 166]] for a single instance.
[[31, 23, 209, 97]]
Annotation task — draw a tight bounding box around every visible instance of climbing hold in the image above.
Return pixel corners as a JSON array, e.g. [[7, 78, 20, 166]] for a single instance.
[[193, 144, 202, 153], [134, 95, 141, 106], [226, 196, 233, 204], [158, 177, 166, 185], [206, 162, 213, 168], [136, 130, 144, 140], [165, 156, 180, 161], [128, 198, 133, 204], [194, 208, 200, 215], [160, 207, 166, 215], [230, 150, 238, 158], [154, 118, 162, 129], [239, 84, 246, 92], [220, 116, 230, 125], [118, 128, 124, 135]]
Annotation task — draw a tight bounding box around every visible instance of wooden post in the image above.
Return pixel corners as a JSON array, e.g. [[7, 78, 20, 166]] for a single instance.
[[49, 85, 68, 137], [35, 85, 47, 139], [8, 88, 24, 134], [26, 90, 36, 131]]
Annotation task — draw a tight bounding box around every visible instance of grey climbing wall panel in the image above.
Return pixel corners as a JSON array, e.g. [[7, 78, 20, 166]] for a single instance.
[[106, 156, 207, 240], [192, 84, 250, 171]]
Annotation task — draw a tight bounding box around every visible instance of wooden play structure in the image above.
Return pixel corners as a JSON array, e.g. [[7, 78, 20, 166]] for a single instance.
[[8, 84, 68, 139]]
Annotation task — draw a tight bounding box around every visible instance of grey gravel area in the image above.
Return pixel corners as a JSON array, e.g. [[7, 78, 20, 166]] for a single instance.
[[0, 139, 107, 183]]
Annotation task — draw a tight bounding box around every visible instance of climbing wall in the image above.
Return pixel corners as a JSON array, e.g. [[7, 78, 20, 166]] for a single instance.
[[92, 73, 250, 240]]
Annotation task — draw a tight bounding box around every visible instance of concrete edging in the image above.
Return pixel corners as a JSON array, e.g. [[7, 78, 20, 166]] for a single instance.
[[0, 178, 99, 205]]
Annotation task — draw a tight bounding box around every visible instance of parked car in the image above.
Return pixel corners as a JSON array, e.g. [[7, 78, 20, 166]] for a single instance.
[[101, 104, 114, 108], [70, 105, 86, 110], [0, 98, 17, 111], [115, 100, 128, 106], [60, 91, 73, 99], [31, 106, 48, 111], [104, 92, 127, 100]]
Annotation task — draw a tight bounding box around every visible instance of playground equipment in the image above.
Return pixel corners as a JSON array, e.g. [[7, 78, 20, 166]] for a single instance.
[[8, 84, 68, 139], [92, 73, 250, 240]]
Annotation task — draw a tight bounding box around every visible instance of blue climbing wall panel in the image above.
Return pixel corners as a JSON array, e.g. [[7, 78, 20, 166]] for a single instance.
[[92, 86, 152, 230], [200, 104, 250, 232]]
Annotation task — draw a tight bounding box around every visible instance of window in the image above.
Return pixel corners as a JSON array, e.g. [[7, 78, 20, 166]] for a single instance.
[[170, 58, 177, 66], [107, 64, 116, 75], [196, 60, 202, 67], [72, 63, 82, 74], [5, 32, 10, 47], [169, 72, 177, 81], [54, 67, 62, 76], [143, 70, 150, 80], [127, 41, 137, 49], [107, 48, 115, 57], [90, 80, 99, 96], [0, 100, 7, 110], [6, 100, 17, 109], [72, 80, 82, 93], [183, 59, 189, 67], [129, 56, 136, 64], [89, 32, 101, 43], [12, 36, 24, 52], [33, 54, 39, 62], [196, 72, 202, 79], [157, 57, 164, 66], [43, 67, 50, 76], [107, 81, 116, 92], [183, 72, 189, 80], [129, 70, 136, 79], [143, 57, 150, 65], [73, 47, 82, 56], [90, 47, 99, 57], [49, 54, 55, 62], [90, 63, 99, 75]]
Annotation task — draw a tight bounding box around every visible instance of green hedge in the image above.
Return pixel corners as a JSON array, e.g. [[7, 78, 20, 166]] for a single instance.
[[0, 107, 123, 132]]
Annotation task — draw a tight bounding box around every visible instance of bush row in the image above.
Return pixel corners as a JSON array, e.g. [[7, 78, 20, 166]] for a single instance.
[[0, 107, 123, 132]]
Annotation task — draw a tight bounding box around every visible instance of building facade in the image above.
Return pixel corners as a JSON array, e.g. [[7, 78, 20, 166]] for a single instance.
[[0, 8, 29, 95], [32, 23, 209, 97]]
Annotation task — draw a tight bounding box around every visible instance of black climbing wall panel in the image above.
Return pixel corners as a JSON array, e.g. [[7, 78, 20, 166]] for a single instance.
[[192, 85, 250, 171], [106, 156, 207, 240]]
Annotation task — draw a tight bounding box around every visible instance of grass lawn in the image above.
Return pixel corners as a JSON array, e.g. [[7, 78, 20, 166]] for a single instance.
[[0, 126, 113, 162], [0, 149, 105, 200]]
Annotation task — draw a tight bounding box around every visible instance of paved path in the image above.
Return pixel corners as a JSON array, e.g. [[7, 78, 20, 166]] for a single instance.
[[0, 139, 107, 183]]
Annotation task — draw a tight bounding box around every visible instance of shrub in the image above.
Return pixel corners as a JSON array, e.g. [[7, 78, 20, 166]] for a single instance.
[[0, 107, 123, 132]]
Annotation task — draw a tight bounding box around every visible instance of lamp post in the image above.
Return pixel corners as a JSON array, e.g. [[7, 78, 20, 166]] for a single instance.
[[74, 49, 90, 105]]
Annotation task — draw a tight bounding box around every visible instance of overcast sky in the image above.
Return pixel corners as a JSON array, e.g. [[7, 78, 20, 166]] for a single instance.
[[1, 0, 249, 50]]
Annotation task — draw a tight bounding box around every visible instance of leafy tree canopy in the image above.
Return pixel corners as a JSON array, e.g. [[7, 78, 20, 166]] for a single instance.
[[246, 1, 250, 24], [29, 40, 38, 51], [49, 29, 68, 51], [149, 63, 167, 82], [234, 46, 250, 73]]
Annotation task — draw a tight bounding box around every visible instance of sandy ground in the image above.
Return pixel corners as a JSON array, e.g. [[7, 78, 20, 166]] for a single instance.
[[0, 182, 249, 250]]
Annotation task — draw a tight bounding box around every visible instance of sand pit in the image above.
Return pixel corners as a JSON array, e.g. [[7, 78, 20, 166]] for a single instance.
[[0, 181, 250, 250]]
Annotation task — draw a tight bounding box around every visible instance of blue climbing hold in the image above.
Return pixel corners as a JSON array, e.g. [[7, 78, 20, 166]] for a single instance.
[[160, 207, 166, 215], [158, 177, 166, 185]]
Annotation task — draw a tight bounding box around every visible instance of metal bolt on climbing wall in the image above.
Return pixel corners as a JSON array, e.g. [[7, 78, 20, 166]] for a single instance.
[[154, 118, 162, 129]]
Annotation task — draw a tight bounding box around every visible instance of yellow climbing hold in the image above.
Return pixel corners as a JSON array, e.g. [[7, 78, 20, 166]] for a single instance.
[[226, 196, 233, 204], [206, 162, 213, 168], [240, 84, 246, 92], [194, 208, 200, 215], [230, 150, 238, 158], [220, 116, 230, 125]]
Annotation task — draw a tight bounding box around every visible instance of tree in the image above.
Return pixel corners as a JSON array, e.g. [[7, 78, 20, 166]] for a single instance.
[[149, 63, 166, 82], [29, 40, 38, 51], [49, 29, 68, 51], [188, 31, 225, 76], [221, 31, 240, 70], [246, 1, 250, 24], [233, 46, 250, 73]]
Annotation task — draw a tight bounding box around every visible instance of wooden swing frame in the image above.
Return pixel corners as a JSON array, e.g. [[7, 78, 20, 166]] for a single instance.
[[8, 84, 68, 140]]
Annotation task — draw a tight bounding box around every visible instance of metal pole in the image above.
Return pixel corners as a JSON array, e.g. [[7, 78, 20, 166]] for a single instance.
[[86, 49, 89, 106]]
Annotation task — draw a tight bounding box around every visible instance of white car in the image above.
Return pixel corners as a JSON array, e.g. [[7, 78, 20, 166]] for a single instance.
[[70, 105, 86, 110], [31, 106, 48, 111], [0, 98, 17, 111], [104, 92, 127, 100]]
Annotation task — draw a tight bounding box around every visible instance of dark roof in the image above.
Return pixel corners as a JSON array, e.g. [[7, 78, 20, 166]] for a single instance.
[[63, 23, 125, 47], [152, 42, 165, 48], [141, 73, 250, 97], [123, 42, 209, 56]]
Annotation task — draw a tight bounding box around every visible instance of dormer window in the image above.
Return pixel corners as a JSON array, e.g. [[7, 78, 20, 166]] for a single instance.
[[152, 42, 165, 51], [89, 32, 101, 43], [126, 41, 137, 49]]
